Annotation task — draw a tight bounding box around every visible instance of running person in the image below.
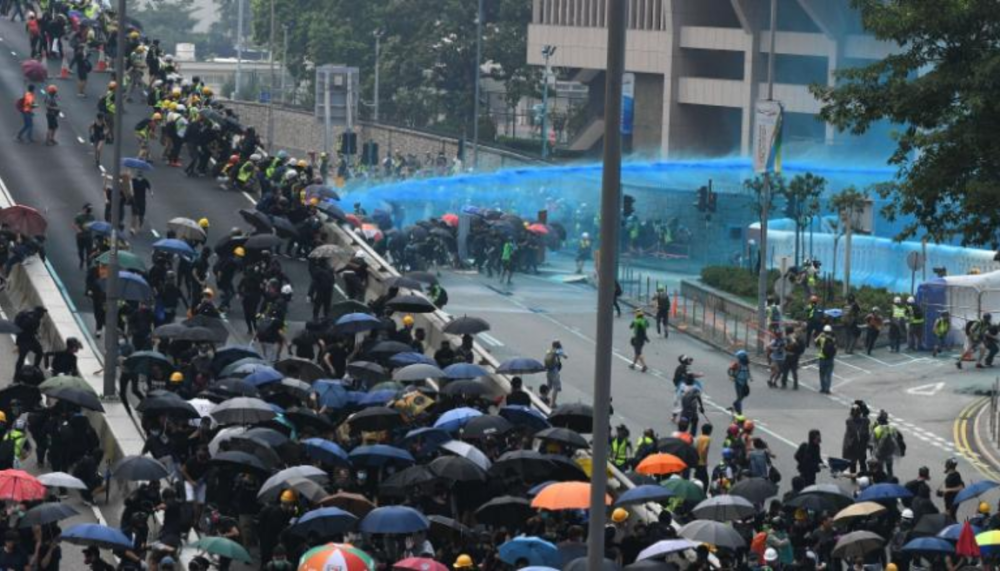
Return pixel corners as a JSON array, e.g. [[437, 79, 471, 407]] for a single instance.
[[88, 113, 107, 166], [629, 309, 650, 372]]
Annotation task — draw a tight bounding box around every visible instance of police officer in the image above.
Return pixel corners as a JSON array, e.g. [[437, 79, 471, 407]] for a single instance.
[[610, 424, 632, 470], [890, 296, 907, 353], [906, 296, 925, 351]]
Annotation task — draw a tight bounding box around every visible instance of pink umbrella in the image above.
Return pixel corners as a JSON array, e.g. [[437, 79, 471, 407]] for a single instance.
[[394, 558, 448, 571], [21, 60, 47, 82], [0, 205, 47, 236], [441, 213, 459, 228]]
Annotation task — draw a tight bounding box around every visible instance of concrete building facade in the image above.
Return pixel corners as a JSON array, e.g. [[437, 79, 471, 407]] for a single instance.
[[527, 0, 894, 157]]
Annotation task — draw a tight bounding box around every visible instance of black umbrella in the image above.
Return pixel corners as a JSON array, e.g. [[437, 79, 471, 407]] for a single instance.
[[349, 407, 404, 432], [239, 208, 272, 232], [0, 319, 20, 334], [18, 503, 79, 528], [209, 378, 260, 398], [656, 437, 699, 466], [489, 450, 554, 481], [549, 403, 594, 433], [135, 396, 199, 419], [368, 341, 415, 358], [183, 315, 230, 343], [429, 456, 487, 482], [912, 513, 955, 537], [213, 234, 248, 256], [428, 515, 473, 539], [113, 456, 170, 481], [474, 495, 533, 528], [786, 492, 853, 512], [273, 358, 325, 383], [0, 384, 41, 412], [729, 477, 779, 505], [405, 226, 429, 241], [211, 450, 270, 474], [245, 233, 282, 251], [347, 361, 387, 383], [461, 415, 513, 439], [228, 436, 282, 469], [284, 407, 333, 432], [386, 295, 437, 313], [380, 466, 438, 497], [245, 427, 291, 448], [545, 454, 590, 482], [211, 397, 277, 425], [386, 276, 424, 291], [272, 217, 298, 239], [443, 316, 491, 335], [536, 427, 589, 449], [441, 380, 489, 397], [404, 271, 439, 285], [48, 388, 104, 412], [211, 347, 262, 376], [317, 201, 346, 221]]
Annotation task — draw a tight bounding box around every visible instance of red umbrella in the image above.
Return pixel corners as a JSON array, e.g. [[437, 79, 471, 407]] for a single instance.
[[394, 557, 448, 571], [0, 469, 46, 502], [344, 214, 363, 228], [957, 521, 981, 558], [526, 223, 549, 235], [441, 213, 459, 228], [0, 205, 47, 236], [21, 60, 47, 82]]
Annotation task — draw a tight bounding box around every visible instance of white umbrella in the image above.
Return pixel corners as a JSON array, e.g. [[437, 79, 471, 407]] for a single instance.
[[167, 217, 206, 242], [210, 397, 277, 425], [187, 398, 217, 428], [259, 465, 329, 501], [37, 472, 88, 491], [440, 440, 492, 471], [638, 539, 700, 561]]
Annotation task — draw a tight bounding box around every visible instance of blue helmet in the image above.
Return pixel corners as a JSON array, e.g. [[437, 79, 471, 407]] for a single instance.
[[721, 447, 734, 460], [735, 350, 749, 363]]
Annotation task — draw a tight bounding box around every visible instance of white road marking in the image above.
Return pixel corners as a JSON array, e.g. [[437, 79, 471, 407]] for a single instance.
[[9, 51, 15, 56], [241, 192, 255, 204], [76, 136, 85, 144], [479, 332, 504, 347], [59, 112, 65, 118], [151, 229, 160, 238], [99, 165, 106, 174], [906, 382, 945, 396]]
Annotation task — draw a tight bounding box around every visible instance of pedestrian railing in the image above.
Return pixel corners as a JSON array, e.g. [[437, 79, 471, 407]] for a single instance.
[[991, 378, 999, 448]]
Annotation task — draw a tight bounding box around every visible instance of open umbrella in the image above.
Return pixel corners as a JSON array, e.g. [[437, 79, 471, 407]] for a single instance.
[[913, 513, 955, 537], [395, 558, 447, 571], [258, 465, 329, 500], [443, 363, 490, 380], [47, 387, 104, 412], [499, 406, 551, 432], [637, 539, 699, 561], [305, 184, 341, 201], [787, 492, 852, 512], [655, 437, 700, 466], [389, 352, 438, 368], [135, 396, 199, 419], [954, 480, 999, 505], [190, 537, 253, 563], [167, 217, 206, 242], [490, 450, 555, 481], [37, 472, 87, 491], [386, 276, 424, 291], [439, 440, 492, 471], [387, 295, 437, 313], [497, 357, 546, 375], [939, 522, 981, 541], [39, 375, 95, 395], [462, 415, 513, 439], [302, 438, 351, 467], [349, 445, 415, 468], [498, 537, 560, 568], [428, 456, 487, 482], [113, 456, 169, 481], [95, 250, 146, 272], [902, 537, 955, 555], [678, 520, 746, 549], [289, 507, 358, 537], [210, 397, 277, 425], [100, 271, 152, 301], [210, 378, 260, 398], [692, 496, 756, 522], [615, 484, 675, 507], [434, 407, 483, 432], [210, 450, 270, 474], [212, 346, 262, 375], [122, 157, 153, 171], [239, 208, 272, 232], [832, 531, 884, 560], [475, 495, 533, 528], [404, 271, 439, 285], [536, 427, 589, 449], [443, 316, 491, 335], [152, 238, 196, 259], [441, 380, 489, 397], [320, 492, 376, 518], [381, 466, 437, 497], [549, 403, 594, 433], [317, 201, 347, 221], [18, 502, 79, 528], [661, 478, 706, 503], [60, 524, 132, 550], [857, 483, 913, 502], [0, 319, 20, 335], [275, 358, 326, 382], [834, 501, 886, 522], [245, 233, 282, 251], [309, 244, 351, 260], [729, 477, 779, 504], [271, 216, 299, 239], [21, 59, 47, 82], [0, 205, 47, 236], [369, 340, 415, 358], [636, 453, 687, 476], [532, 481, 610, 511], [124, 350, 173, 376], [335, 313, 383, 335], [394, 363, 446, 382], [349, 407, 404, 432], [298, 543, 374, 571], [360, 506, 429, 534]]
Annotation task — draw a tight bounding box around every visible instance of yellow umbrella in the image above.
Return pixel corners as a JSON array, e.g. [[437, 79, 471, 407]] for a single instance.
[[977, 530, 1000, 546], [575, 456, 613, 479], [834, 501, 886, 521]]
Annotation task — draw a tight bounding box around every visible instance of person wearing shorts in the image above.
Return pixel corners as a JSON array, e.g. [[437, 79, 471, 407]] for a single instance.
[[181, 446, 211, 523]]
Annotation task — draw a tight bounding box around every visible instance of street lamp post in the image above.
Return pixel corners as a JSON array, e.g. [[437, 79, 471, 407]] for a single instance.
[[471, 0, 483, 169], [280, 24, 288, 105], [266, 0, 276, 150], [540, 45, 556, 159], [756, 0, 779, 347], [373, 29, 383, 122], [235, 0, 244, 99]]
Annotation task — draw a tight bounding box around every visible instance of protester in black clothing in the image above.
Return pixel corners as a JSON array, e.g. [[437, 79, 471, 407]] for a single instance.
[[795, 429, 824, 486], [83, 545, 116, 571], [45, 336, 82, 376], [308, 260, 335, 320], [130, 171, 151, 233], [505, 377, 532, 407], [13, 305, 46, 375]]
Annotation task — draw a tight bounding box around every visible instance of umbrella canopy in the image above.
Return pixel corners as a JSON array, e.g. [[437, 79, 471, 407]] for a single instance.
[[0, 319, 19, 335], [274, 358, 326, 382], [349, 445, 415, 468], [210, 378, 260, 398], [532, 481, 610, 511], [954, 480, 999, 505], [678, 520, 746, 550], [497, 357, 546, 375], [404, 271, 439, 285], [394, 363, 446, 382], [46, 387, 104, 412], [832, 531, 884, 560], [499, 406, 551, 432], [490, 450, 555, 481], [387, 295, 437, 313], [37, 472, 87, 491], [135, 396, 199, 419], [549, 403, 594, 433], [388, 352, 438, 368], [661, 478, 706, 503], [258, 466, 329, 501], [210, 397, 277, 425], [434, 407, 483, 431], [428, 456, 487, 482], [21, 59, 47, 82], [369, 340, 415, 357], [443, 363, 490, 380], [729, 477, 779, 504], [386, 276, 425, 291], [122, 157, 153, 171], [615, 484, 676, 507], [210, 450, 270, 474], [475, 495, 533, 528], [692, 495, 756, 522], [152, 238, 196, 259], [381, 466, 437, 497], [394, 558, 447, 571], [834, 501, 886, 521], [39, 375, 96, 395], [190, 537, 253, 563], [349, 406, 404, 432], [309, 244, 351, 260], [913, 513, 955, 537], [462, 415, 513, 439], [857, 483, 913, 502], [112, 456, 169, 481], [60, 523, 132, 550], [636, 453, 687, 476], [902, 537, 955, 555], [787, 492, 853, 512], [441, 380, 490, 397], [239, 208, 272, 232], [498, 537, 560, 568], [298, 543, 374, 571], [0, 205, 47, 235], [124, 350, 172, 376], [440, 440, 492, 471], [167, 217, 207, 241], [335, 313, 383, 335], [360, 506, 429, 534], [655, 437, 700, 466], [245, 233, 282, 251], [317, 201, 348, 221], [304, 184, 341, 201], [18, 502, 79, 528], [289, 507, 358, 537], [100, 271, 153, 301], [939, 522, 981, 541], [319, 492, 376, 518], [637, 539, 699, 562], [95, 250, 146, 272], [443, 316, 491, 335], [303, 438, 351, 467], [536, 427, 589, 449]]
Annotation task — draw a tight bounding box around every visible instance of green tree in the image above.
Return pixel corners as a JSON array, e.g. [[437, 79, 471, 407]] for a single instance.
[[783, 173, 825, 267], [744, 173, 786, 351], [829, 186, 869, 295], [810, 0, 1000, 247], [128, 0, 200, 54]]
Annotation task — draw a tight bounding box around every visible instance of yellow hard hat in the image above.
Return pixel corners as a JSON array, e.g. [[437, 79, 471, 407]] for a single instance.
[[612, 507, 629, 523], [402, 315, 414, 327], [198, 217, 210, 229], [886, 565, 898, 571], [234, 247, 246, 258], [308, 197, 319, 206], [168, 102, 178, 111], [129, 30, 139, 38], [280, 489, 297, 503], [202, 288, 214, 298], [169, 372, 184, 383], [152, 112, 162, 121], [171, 87, 182, 96], [297, 159, 308, 168], [980, 501, 991, 515], [0, 411, 7, 423], [453, 554, 474, 569], [108, 81, 117, 90]]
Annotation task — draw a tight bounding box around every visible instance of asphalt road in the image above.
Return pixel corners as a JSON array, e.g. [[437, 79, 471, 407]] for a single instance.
[[0, 19, 316, 352], [440, 253, 1000, 518]]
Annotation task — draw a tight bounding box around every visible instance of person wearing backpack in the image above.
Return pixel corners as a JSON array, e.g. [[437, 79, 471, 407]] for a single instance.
[[15, 84, 36, 143], [872, 409, 904, 478], [815, 325, 837, 394], [780, 325, 804, 390], [957, 313, 990, 369], [728, 350, 751, 414]]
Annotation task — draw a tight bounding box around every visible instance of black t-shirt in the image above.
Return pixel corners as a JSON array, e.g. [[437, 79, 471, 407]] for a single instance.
[[505, 389, 531, 407], [944, 471, 964, 507], [0, 547, 29, 571], [184, 456, 211, 482]]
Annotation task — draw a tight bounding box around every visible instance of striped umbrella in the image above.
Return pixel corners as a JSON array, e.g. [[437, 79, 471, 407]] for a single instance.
[[298, 543, 375, 571]]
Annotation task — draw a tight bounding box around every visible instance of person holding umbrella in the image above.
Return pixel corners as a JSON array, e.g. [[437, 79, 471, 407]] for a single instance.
[[15, 84, 36, 144]]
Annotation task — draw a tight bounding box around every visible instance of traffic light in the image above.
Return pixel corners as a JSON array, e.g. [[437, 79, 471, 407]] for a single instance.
[[623, 194, 635, 218], [361, 141, 379, 166], [340, 132, 358, 155], [707, 189, 717, 213], [696, 186, 708, 212]]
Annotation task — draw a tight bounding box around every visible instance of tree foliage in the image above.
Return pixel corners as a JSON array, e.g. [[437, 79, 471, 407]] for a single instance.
[[128, 0, 200, 54], [810, 0, 1000, 248]]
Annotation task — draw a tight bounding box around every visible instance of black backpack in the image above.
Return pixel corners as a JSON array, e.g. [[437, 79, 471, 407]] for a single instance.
[[821, 337, 838, 359]]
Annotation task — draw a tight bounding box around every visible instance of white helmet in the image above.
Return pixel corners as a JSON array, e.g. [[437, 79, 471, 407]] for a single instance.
[[581, 232, 589, 239], [907, 296, 915, 304], [894, 296, 902, 304], [250, 153, 262, 161], [283, 170, 298, 181], [287, 158, 297, 167], [764, 548, 778, 563], [901, 508, 914, 520], [823, 325, 833, 333], [175, 104, 186, 112], [857, 476, 870, 489], [281, 284, 293, 295]]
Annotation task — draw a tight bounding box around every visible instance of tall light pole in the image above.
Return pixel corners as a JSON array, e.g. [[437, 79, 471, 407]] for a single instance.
[[266, 0, 276, 150], [471, 0, 484, 169], [103, 0, 128, 397], [755, 0, 779, 346], [235, 0, 244, 99], [280, 24, 288, 104], [540, 45, 556, 159], [373, 29, 383, 122], [587, 0, 624, 569]]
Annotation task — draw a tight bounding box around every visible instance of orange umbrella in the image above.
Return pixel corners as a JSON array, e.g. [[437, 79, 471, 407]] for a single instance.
[[530, 481, 611, 511], [636, 453, 687, 476], [441, 213, 459, 227]]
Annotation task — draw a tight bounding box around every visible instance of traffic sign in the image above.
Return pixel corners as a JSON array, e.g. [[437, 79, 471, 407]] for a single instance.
[[906, 251, 925, 272]]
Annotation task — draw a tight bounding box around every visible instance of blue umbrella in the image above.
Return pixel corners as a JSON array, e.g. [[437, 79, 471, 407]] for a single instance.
[[498, 537, 560, 567], [434, 407, 483, 432], [302, 438, 351, 467], [122, 157, 153, 171], [313, 380, 350, 409], [902, 537, 955, 554], [60, 523, 133, 550], [288, 507, 357, 537], [857, 483, 913, 502], [243, 367, 283, 387], [402, 427, 451, 454], [153, 238, 196, 259], [953, 480, 999, 505], [938, 523, 981, 541], [334, 312, 383, 334], [499, 405, 551, 431], [359, 506, 429, 534], [389, 352, 438, 367], [85, 220, 113, 236], [615, 484, 676, 506], [100, 271, 152, 301], [349, 444, 415, 468], [443, 363, 490, 379], [497, 357, 547, 375]]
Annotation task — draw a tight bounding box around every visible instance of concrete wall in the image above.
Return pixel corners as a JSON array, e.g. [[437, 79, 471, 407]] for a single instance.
[[221, 101, 542, 171]]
